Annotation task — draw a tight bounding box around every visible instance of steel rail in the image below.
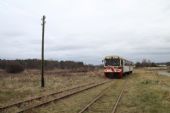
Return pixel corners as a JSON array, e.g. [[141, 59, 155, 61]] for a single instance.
[[16, 80, 110, 113], [111, 80, 127, 113], [0, 82, 95, 111], [78, 84, 111, 113]]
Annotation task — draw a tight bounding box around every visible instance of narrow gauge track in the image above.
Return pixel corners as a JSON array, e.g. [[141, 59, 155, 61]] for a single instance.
[[1, 80, 110, 113], [78, 79, 127, 113]]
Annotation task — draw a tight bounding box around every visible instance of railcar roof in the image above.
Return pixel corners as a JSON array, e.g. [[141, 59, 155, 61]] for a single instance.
[[104, 55, 133, 63], [104, 55, 124, 59]]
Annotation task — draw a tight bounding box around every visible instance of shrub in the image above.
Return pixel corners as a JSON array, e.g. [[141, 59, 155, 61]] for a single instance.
[[168, 66, 170, 73], [6, 62, 24, 73]]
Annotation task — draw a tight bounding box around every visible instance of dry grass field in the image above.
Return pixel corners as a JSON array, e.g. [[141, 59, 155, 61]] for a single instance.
[[0, 69, 107, 107], [0, 68, 170, 113]]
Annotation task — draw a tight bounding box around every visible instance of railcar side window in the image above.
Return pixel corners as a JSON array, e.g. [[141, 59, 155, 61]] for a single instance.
[[105, 59, 120, 66], [121, 60, 123, 66], [125, 60, 129, 66]]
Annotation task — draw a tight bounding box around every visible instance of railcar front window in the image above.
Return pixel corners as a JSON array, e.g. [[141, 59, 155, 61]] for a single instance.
[[105, 59, 120, 66]]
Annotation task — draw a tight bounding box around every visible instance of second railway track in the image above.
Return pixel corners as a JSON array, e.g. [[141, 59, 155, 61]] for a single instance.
[[78, 78, 128, 113], [0, 80, 111, 113]]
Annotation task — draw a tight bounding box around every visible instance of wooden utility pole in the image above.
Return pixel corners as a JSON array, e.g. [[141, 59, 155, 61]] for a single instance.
[[41, 15, 46, 87]]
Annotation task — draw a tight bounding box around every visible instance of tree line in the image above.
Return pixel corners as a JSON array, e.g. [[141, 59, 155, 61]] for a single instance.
[[135, 59, 157, 67], [134, 59, 170, 67], [0, 59, 95, 73]]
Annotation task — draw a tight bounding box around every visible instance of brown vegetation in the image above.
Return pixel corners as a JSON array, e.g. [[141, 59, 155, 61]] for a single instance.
[[5, 62, 24, 73]]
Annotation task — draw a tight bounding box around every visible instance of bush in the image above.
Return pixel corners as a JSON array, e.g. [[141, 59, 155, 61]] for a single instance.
[[6, 62, 24, 73], [168, 66, 170, 73]]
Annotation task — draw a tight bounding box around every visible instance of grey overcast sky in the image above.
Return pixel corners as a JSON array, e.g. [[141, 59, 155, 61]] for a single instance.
[[0, 0, 170, 64]]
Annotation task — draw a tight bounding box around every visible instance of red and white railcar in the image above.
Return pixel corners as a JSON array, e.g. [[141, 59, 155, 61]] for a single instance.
[[103, 56, 133, 78]]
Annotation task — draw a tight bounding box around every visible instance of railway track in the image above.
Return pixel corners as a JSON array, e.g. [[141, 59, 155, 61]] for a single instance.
[[111, 79, 127, 113], [0, 80, 110, 113], [78, 79, 127, 113], [0, 83, 94, 112]]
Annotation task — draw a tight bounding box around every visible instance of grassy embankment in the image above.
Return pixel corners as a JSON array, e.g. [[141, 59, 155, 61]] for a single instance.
[[117, 69, 170, 113]]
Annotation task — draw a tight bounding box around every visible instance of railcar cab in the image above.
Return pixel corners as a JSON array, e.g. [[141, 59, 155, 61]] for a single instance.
[[103, 56, 123, 78]]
